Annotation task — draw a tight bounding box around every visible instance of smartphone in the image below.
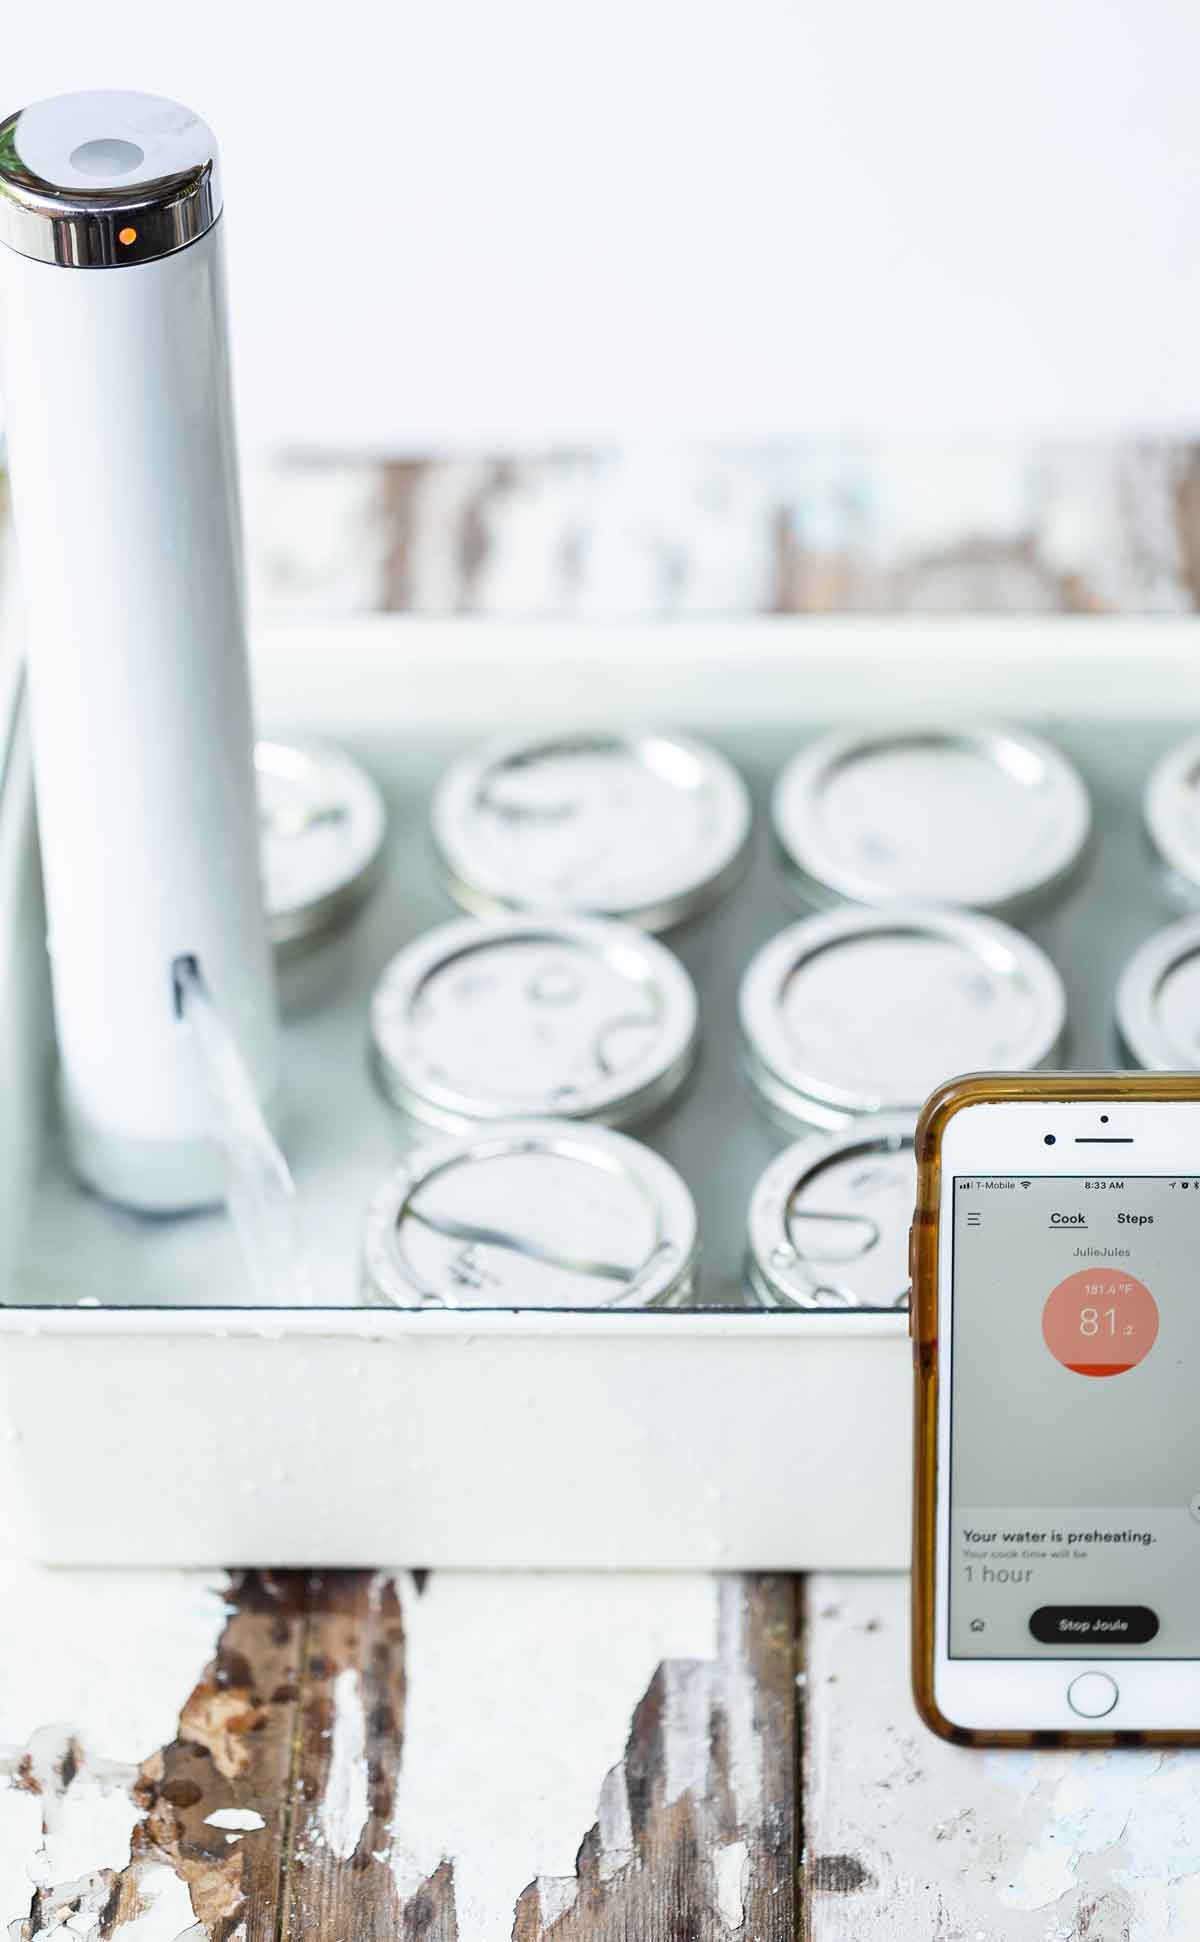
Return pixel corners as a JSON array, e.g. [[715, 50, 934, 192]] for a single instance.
[[912, 1071, 1200, 1746]]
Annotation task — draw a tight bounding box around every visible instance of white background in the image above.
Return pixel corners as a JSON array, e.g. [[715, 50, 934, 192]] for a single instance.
[[4, 1, 1200, 456]]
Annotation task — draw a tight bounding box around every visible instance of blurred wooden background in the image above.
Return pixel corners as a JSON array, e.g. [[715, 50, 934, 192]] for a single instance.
[[234, 443, 1200, 619]]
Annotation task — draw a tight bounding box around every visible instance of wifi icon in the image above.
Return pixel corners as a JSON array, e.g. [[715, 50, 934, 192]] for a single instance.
[[1020, 1180, 1032, 1189]]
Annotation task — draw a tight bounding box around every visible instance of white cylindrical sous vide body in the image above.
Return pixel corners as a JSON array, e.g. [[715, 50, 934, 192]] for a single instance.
[[0, 97, 277, 1210]]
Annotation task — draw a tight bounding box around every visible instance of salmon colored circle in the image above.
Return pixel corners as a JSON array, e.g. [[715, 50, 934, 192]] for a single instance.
[[1042, 1268, 1159, 1377]]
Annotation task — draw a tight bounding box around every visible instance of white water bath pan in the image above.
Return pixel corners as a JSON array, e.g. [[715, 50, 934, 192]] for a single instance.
[[0, 617, 1193, 1567]]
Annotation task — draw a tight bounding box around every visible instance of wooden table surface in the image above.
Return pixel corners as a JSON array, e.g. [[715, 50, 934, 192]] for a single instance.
[[5, 444, 1200, 1941], [9, 1554, 1196, 1939]]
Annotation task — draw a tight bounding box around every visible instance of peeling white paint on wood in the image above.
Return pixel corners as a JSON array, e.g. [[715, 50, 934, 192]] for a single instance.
[[5, 1861, 196, 1942], [595, 1762, 635, 1880], [717, 1578, 766, 1831], [96, 1865, 197, 1942], [0, 1533, 226, 1939], [662, 1578, 763, 1827], [0, 1556, 227, 1759], [713, 1839, 748, 1930], [317, 1668, 369, 1861], [2, 1563, 784, 1935], [6, 1866, 117, 1942], [203, 1807, 266, 1833], [386, 1571, 718, 1941], [535, 1874, 579, 1928], [804, 1573, 1200, 1941], [7, 1727, 140, 1894]]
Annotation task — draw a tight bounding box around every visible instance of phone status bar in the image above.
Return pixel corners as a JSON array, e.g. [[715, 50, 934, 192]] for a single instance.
[[954, 1176, 1200, 1190]]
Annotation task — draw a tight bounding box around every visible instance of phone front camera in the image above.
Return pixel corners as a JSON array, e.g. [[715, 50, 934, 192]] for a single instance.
[[1044, 1133, 1057, 1146]]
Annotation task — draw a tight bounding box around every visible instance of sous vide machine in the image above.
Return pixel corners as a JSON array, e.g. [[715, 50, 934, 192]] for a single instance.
[[0, 91, 277, 1211]]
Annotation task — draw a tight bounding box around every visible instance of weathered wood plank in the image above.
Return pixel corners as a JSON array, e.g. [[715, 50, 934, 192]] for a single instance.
[[509, 1575, 796, 1941], [383, 1570, 727, 1936], [280, 1569, 457, 1940], [802, 1572, 1200, 1941], [3, 1568, 794, 1940], [153, 1568, 307, 1941]]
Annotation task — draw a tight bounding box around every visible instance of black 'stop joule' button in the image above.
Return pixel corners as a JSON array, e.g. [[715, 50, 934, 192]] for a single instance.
[[1029, 1605, 1159, 1646]]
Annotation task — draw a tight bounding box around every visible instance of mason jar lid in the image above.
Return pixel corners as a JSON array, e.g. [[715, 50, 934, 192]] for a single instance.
[[257, 738, 387, 950], [0, 91, 222, 268], [369, 915, 699, 1131], [772, 722, 1090, 915], [431, 728, 752, 931], [1115, 916, 1200, 1069], [746, 1114, 916, 1310], [1143, 732, 1200, 903], [739, 905, 1066, 1130], [361, 1118, 699, 1310]]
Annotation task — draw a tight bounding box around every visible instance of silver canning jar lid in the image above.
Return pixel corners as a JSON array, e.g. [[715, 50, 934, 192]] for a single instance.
[[1143, 733, 1200, 904], [430, 728, 752, 931], [1115, 916, 1200, 1068], [370, 915, 699, 1131], [772, 723, 1090, 915], [739, 905, 1066, 1131], [257, 739, 387, 949], [361, 1119, 699, 1310], [0, 91, 222, 268], [746, 1115, 916, 1311]]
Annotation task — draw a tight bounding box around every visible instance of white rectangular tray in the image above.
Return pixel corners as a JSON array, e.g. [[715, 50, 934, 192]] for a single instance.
[[1, 615, 1196, 1568]]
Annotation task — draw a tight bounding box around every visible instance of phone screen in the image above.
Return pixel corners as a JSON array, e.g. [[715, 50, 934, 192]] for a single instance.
[[950, 1173, 1200, 1660]]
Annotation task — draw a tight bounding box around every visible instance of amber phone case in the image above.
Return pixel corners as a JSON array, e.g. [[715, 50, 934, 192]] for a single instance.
[[910, 1070, 1200, 1747]]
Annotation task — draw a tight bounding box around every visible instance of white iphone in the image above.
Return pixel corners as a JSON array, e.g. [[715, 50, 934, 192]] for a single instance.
[[912, 1072, 1200, 1745]]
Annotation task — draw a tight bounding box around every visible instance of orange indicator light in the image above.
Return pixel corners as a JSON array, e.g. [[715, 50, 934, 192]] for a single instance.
[[118, 226, 137, 246]]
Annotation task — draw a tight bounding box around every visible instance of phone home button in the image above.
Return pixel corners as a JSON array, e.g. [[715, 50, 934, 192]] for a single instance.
[[1067, 1671, 1119, 1719]]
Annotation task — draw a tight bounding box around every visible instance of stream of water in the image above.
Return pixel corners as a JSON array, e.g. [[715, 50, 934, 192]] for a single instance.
[[174, 956, 314, 1305]]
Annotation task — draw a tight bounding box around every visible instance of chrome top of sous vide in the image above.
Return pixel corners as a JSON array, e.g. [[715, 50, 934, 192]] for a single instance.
[[430, 728, 752, 931], [746, 1114, 915, 1311], [0, 91, 222, 268], [772, 722, 1090, 914], [257, 738, 387, 948], [1143, 732, 1200, 902], [370, 915, 699, 1130], [739, 905, 1066, 1130], [361, 1119, 698, 1310], [1115, 915, 1200, 1069]]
